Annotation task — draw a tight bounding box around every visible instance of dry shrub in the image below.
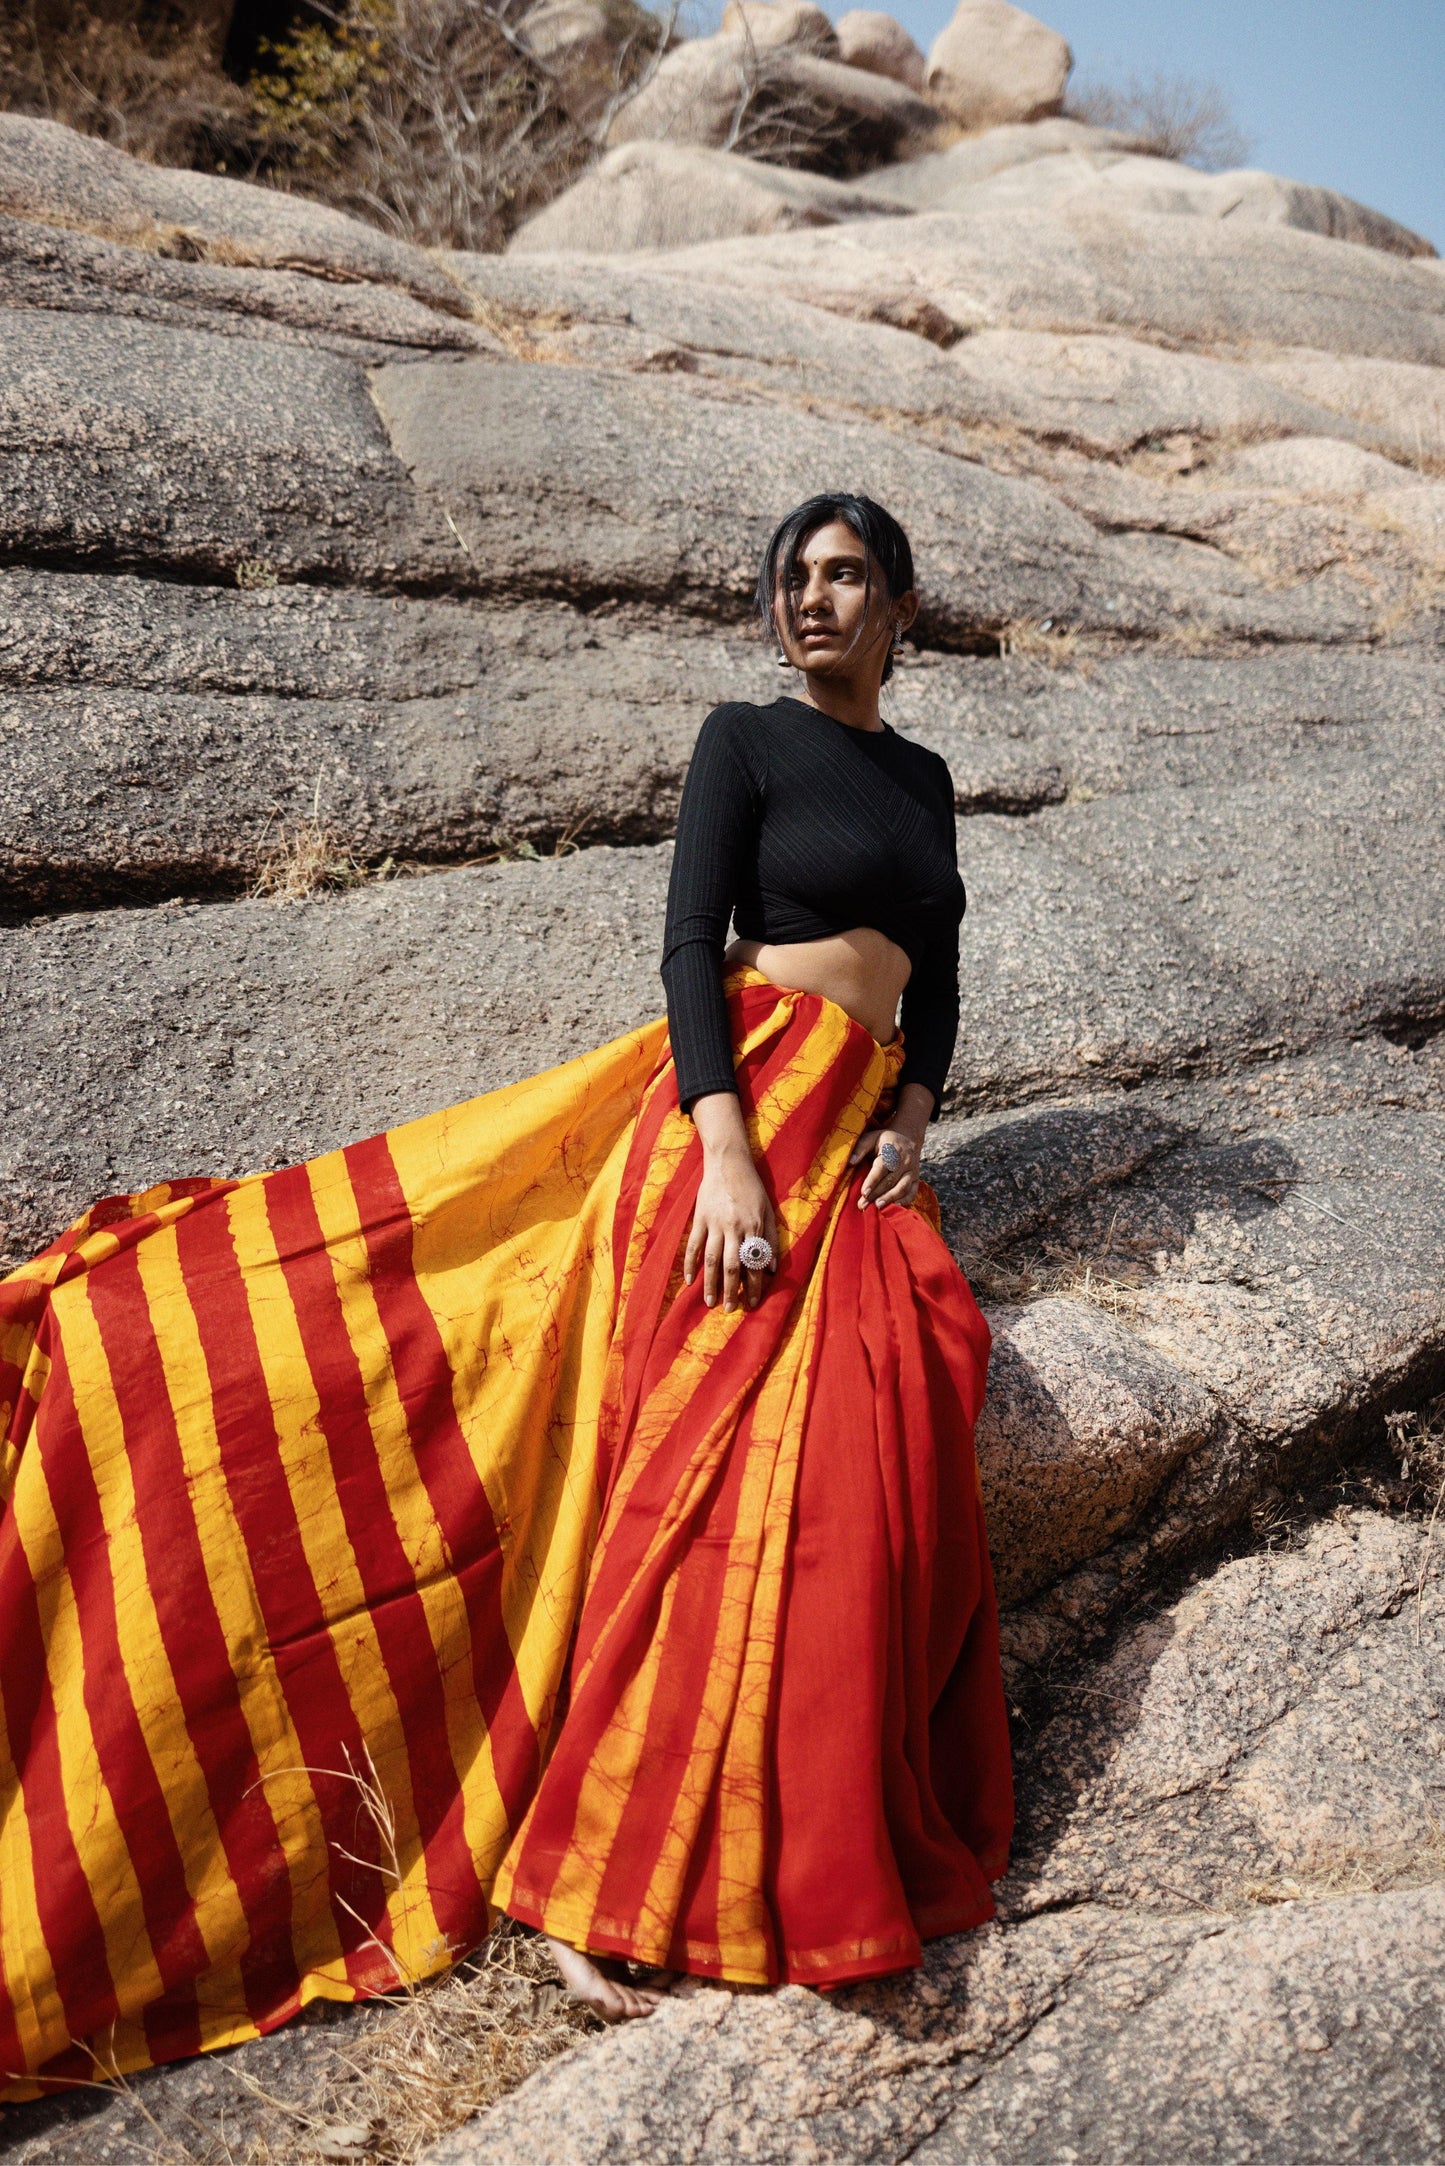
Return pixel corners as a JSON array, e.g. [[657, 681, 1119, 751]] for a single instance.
[[1066, 69, 1254, 173], [251, 813, 375, 899], [0, 1, 249, 166], [249, 0, 673, 250], [996, 616, 1089, 670]]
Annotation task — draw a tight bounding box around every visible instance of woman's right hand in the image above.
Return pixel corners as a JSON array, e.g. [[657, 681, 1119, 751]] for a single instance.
[[684, 1094, 779, 1312]]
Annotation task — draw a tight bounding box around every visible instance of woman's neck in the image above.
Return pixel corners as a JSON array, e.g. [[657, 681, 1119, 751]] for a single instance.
[[792, 674, 885, 734]]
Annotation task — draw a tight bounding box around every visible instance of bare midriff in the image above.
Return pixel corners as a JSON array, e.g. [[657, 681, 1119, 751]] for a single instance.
[[724, 927, 911, 1049]]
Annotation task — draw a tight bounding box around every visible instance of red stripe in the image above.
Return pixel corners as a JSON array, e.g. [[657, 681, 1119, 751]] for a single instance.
[[344, 1135, 541, 1839], [0, 1340, 123, 2058], [589, 1395, 757, 1935], [29, 1307, 212, 2062], [82, 1238, 299, 2030], [262, 1164, 489, 1947], [172, 1192, 384, 1982]]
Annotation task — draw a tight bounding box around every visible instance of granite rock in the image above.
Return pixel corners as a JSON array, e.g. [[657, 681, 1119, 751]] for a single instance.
[[924, 0, 1071, 132]]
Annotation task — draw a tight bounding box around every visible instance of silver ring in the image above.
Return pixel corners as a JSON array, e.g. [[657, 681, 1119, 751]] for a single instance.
[[877, 1140, 903, 1173], [739, 1235, 774, 1272]]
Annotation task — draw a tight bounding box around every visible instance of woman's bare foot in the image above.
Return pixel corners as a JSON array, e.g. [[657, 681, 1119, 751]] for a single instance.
[[545, 1934, 673, 2023]]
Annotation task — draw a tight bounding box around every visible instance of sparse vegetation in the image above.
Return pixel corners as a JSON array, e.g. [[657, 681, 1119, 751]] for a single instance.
[[1066, 69, 1255, 173], [0, 1, 249, 168], [251, 811, 376, 900], [996, 616, 1088, 669], [0, 0, 678, 250]]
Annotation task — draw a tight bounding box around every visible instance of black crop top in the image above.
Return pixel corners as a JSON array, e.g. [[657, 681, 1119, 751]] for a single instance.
[[661, 696, 964, 1115]]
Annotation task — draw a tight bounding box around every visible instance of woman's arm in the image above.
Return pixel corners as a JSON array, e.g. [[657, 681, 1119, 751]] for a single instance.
[[663, 711, 776, 1313], [660, 710, 760, 1114], [683, 1092, 779, 1313], [848, 1081, 935, 1210]]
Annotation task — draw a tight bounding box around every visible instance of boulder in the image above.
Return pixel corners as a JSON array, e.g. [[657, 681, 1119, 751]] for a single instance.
[[12, 301, 1367, 650], [945, 148, 1437, 259], [0, 851, 672, 1272], [9, 705, 1445, 1264], [0, 307, 426, 588], [834, 9, 926, 91], [456, 253, 1408, 477], [718, 0, 838, 56], [647, 207, 1445, 367], [924, 0, 1071, 131], [366, 349, 1190, 642], [606, 31, 943, 174], [507, 142, 908, 253], [860, 115, 1141, 205], [975, 1300, 1219, 1603], [0, 114, 470, 316]]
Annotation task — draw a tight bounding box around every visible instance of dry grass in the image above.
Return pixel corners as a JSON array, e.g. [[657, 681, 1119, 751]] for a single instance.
[[280, 1926, 595, 2163], [964, 1221, 1156, 1317], [1242, 1821, 1445, 1912], [71, 1750, 601, 2163], [250, 816, 376, 901], [248, 796, 590, 902], [2, 0, 679, 251], [995, 617, 1091, 671]]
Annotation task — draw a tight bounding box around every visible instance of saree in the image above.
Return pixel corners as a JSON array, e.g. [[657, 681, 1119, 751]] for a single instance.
[[0, 970, 1011, 2098]]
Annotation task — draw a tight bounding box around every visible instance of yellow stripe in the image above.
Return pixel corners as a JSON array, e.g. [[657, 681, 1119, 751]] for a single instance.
[[573, 1007, 880, 1686], [226, 1175, 441, 1974], [9, 1423, 160, 2041], [303, 1150, 503, 1944], [0, 1669, 58, 2080], [386, 1026, 658, 1753], [57, 1284, 248, 1974], [712, 1203, 843, 1974], [500, 1566, 686, 1947], [133, 1223, 342, 2002]]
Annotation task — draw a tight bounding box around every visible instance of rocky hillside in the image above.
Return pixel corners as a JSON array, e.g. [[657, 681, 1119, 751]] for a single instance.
[[1, 0, 1444, 2153]]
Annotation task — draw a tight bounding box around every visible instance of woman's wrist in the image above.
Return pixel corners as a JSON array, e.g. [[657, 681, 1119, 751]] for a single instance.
[[891, 1083, 935, 1144], [691, 1090, 752, 1163]]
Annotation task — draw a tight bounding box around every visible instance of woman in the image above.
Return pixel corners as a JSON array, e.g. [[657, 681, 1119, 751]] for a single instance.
[[0, 494, 1010, 2090]]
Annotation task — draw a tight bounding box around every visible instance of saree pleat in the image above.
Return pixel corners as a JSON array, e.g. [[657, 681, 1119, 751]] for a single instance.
[[0, 971, 1010, 2098]]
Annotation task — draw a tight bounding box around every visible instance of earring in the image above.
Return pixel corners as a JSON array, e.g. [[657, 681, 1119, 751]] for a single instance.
[[892, 624, 905, 655], [775, 649, 792, 669]]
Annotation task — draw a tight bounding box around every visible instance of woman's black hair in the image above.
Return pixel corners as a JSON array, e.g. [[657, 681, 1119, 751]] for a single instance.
[[757, 492, 916, 683]]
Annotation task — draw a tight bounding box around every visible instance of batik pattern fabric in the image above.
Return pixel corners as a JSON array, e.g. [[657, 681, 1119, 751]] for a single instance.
[[0, 972, 1011, 2097]]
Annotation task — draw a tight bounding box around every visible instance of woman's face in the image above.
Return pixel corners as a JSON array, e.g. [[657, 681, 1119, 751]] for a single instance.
[[773, 519, 916, 683]]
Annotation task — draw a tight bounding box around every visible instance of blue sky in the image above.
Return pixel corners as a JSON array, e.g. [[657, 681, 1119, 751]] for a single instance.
[[699, 0, 1445, 248], [898, 0, 1445, 250]]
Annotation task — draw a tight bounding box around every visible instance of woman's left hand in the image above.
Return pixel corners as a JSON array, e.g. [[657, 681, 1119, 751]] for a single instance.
[[850, 1127, 919, 1209], [849, 1082, 936, 1210]]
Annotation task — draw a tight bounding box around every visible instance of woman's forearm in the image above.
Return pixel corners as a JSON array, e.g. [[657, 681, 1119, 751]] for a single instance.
[[891, 1082, 935, 1143], [691, 1090, 752, 1162]]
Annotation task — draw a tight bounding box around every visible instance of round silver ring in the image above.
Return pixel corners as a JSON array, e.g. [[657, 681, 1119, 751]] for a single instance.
[[877, 1140, 903, 1174], [739, 1235, 774, 1273]]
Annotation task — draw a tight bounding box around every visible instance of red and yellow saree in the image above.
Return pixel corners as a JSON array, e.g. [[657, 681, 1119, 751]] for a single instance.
[[0, 970, 1011, 2097]]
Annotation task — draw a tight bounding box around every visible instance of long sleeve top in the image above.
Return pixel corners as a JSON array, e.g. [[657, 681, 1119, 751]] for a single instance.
[[661, 695, 964, 1115]]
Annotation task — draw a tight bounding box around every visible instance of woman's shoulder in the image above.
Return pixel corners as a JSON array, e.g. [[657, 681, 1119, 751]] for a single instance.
[[881, 726, 956, 811], [691, 699, 778, 780]]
